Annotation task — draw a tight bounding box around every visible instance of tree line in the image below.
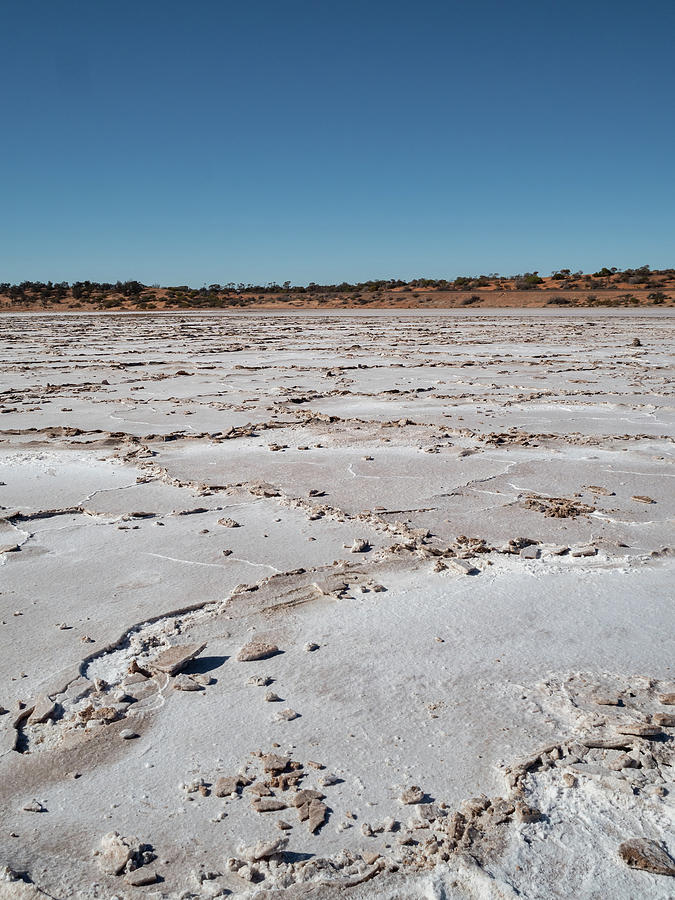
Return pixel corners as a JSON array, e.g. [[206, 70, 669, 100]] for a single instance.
[[1, 266, 673, 306]]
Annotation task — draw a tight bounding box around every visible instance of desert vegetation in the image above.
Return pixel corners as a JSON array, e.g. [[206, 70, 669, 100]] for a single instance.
[[1, 266, 673, 311]]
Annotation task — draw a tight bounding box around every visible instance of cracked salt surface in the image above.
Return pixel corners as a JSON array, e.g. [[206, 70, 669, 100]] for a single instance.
[[0, 310, 673, 899]]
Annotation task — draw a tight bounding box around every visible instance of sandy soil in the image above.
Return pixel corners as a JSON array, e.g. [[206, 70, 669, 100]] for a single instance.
[[0, 310, 673, 899]]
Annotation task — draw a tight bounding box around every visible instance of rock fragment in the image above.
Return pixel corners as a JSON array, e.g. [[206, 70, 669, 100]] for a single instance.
[[22, 799, 46, 813], [252, 796, 287, 812], [318, 773, 340, 787], [400, 786, 424, 804], [124, 868, 159, 886], [241, 836, 288, 861], [250, 482, 280, 498], [127, 659, 150, 678], [594, 694, 622, 706], [619, 838, 675, 875], [27, 696, 57, 725], [182, 778, 207, 794], [307, 799, 328, 833], [0, 866, 49, 898], [616, 723, 662, 738], [214, 776, 246, 797], [314, 579, 347, 597], [586, 485, 615, 496], [653, 713, 675, 727], [237, 640, 279, 662], [515, 801, 542, 823], [461, 796, 490, 817], [263, 753, 290, 773], [608, 753, 639, 771], [97, 832, 140, 875], [172, 674, 205, 691], [244, 788, 271, 806], [447, 559, 478, 575], [350, 539, 370, 553], [148, 642, 206, 676], [264, 691, 282, 702], [520, 545, 540, 559], [292, 789, 325, 807]]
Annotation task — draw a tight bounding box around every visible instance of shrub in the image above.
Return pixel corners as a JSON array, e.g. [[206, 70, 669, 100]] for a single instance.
[[515, 272, 544, 290]]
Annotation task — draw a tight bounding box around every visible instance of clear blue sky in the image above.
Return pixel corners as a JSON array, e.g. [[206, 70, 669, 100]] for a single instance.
[[2, 0, 674, 286]]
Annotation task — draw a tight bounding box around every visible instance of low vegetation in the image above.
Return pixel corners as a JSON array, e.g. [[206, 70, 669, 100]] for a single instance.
[[1, 266, 673, 310]]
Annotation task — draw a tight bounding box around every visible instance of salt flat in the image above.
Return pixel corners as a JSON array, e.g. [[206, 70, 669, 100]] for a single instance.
[[0, 310, 673, 899]]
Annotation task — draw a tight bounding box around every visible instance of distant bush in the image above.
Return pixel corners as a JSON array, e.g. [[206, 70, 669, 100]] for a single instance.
[[514, 272, 544, 290], [585, 293, 639, 307], [647, 291, 668, 303], [461, 295, 482, 305], [547, 296, 571, 305], [112, 280, 144, 297], [621, 265, 651, 285]]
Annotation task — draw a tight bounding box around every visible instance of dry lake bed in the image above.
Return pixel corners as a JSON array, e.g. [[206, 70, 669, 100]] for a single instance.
[[0, 310, 673, 899]]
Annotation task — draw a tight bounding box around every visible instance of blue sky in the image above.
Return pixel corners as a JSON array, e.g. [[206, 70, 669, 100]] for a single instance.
[[1, 0, 674, 285]]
